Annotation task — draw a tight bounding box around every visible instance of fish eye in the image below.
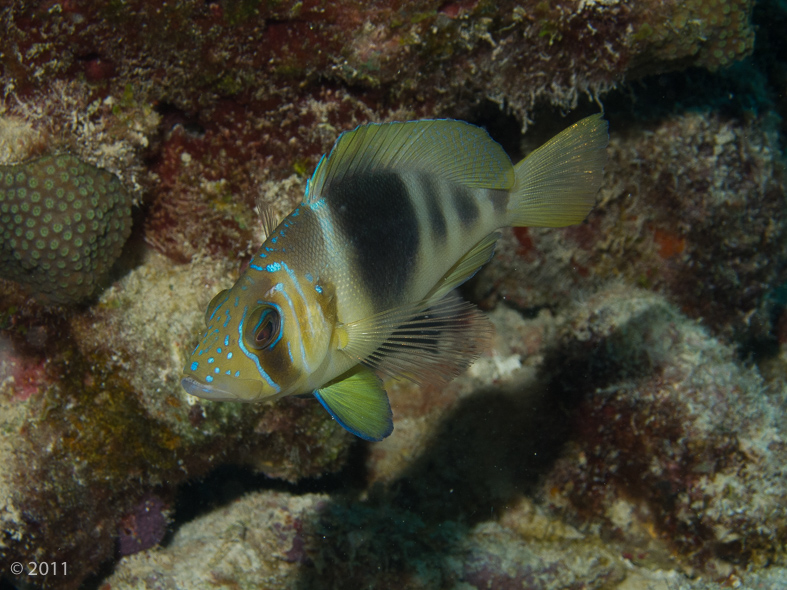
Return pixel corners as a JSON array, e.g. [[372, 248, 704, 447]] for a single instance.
[[245, 305, 282, 350], [205, 289, 230, 326]]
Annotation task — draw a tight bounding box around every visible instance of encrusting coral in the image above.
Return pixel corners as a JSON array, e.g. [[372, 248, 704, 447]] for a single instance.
[[539, 285, 787, 574], [103, 489, 627, 590]]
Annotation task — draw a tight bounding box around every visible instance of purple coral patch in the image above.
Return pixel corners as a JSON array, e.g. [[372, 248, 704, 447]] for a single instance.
[[117, 495, 169, 556]]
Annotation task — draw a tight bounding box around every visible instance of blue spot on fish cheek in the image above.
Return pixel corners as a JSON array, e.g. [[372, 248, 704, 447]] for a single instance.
[[208, 357, 215, 364], [249, 264, 264, 271], [206, 375, 214, 383], [227, 352, 233, 359], [266, 262, 282, 272], [214, 368, 220, 374], [234, 371, 240, 377], [234, 297, 240, 307], [216, 348, 222, 354], [315, 285, 323, 294], [190, 361, 199, 371], [305, 273, 314, 282], [224, 335, 229, 346], [225, 370, 231, 375]]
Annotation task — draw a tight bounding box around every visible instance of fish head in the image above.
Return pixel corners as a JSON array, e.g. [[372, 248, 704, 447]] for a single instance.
[[181, 270, 334, 403]]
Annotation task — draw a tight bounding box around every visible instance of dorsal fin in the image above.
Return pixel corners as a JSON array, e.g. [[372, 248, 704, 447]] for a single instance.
[[255, 196, 280, 241], [304, 120, 515, 203]]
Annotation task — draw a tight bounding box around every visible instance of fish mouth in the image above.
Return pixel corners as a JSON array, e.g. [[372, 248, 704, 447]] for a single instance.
[[180, 375, 265, 402]]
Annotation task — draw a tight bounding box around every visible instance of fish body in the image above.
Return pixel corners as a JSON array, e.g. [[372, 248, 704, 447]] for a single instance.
[[181, 115, 608, 440]]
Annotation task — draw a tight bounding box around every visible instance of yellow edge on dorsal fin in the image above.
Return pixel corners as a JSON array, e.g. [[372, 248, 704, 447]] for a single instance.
[[304, 120, 515, 203]]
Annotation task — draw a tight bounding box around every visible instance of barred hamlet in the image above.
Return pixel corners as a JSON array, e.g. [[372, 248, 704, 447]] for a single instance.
[[182, 115, 609, 441]]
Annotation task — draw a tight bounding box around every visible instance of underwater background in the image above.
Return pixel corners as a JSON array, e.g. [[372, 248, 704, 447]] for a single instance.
[[1, 0, 786, 588]]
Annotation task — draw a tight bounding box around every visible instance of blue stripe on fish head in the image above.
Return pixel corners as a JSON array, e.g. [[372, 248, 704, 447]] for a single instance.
[[236, 305, 281, 393], [182, 203, 334, 402], [182, 290, 279, 401]]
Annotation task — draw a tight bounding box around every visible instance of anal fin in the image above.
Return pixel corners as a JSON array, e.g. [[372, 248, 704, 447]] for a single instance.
[[314, 366, 393, 441]]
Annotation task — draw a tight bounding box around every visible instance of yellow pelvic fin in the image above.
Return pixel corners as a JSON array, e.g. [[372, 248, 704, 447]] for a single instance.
[[340, 293, 493, 387], [314, 366, 393, 441], [508, 113, 609, 228], [305, 119, 515, 203]]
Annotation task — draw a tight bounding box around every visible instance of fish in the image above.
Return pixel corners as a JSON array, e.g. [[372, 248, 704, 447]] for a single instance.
[[181, 114, 609, 441]]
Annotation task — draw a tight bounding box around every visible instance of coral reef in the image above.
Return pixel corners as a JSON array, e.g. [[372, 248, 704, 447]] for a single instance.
[[0, 250, 353, 590], [628, 0, 756, 73], [103, 489, 627, 590], [0, 0, 753, 119], [97, 290, 787, 589], [538, 285, 787, 573], [473, 110, 787, 343], [0, 0, 759, 265], [0, 154, 132, 304], [0, 0, 781, 589]]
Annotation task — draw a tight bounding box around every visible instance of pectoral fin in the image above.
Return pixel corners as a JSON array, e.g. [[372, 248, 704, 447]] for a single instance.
[[340, 293, 492, 386], [314, 367, 393, 441]]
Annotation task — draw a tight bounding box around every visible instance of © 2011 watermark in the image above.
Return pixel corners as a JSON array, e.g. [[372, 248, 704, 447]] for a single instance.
[[9, 561, 68, 576]]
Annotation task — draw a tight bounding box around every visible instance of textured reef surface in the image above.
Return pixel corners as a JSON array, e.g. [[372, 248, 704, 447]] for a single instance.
[[2, 0, 787, 589], [0, 154, 132, 304]]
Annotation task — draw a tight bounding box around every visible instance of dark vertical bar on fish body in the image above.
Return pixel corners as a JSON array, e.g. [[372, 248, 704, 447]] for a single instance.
[[326, 171, 420, 306], [452, 184, 480, 229], [415, 172, 448, 243]]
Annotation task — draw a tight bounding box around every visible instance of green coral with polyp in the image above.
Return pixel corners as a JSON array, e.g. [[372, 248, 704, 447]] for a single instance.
[[0, 154, 132, 304]]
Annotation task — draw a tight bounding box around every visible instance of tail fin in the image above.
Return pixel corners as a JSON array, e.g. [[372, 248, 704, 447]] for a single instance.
[[506, 113, 608, 228]]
